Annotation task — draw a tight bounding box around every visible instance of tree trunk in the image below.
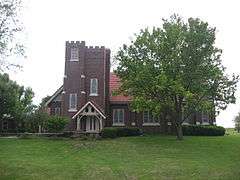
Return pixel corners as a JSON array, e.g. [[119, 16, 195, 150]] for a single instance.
[[174, 96, 184, 140], [176, 124, 183, 140]]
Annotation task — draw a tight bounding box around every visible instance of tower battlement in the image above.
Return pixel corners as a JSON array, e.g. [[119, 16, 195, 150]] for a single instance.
[[65, 41, 85, 46], [65, 41, 106, 50]]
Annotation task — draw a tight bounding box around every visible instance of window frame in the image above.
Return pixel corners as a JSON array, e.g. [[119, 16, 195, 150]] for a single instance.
[[69, 93, 77, 111], [143, 111, 159, 126], [113, 109, 125, 126], [70, 47, 79, 61], [90, 78, 98, 96]]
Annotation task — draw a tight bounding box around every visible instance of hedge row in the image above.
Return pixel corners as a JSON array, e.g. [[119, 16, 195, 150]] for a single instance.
[[101, 127, 142, 138], [182, 125, 225, 136]]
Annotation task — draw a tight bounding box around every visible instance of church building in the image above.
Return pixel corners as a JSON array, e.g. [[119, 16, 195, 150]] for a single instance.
[[45, 41, 215, 133]]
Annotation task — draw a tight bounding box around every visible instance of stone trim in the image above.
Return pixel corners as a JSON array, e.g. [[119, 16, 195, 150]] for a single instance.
[[143, 123, 160, 126], [68, 109, 77, 112], [112, 123, 125, 126]]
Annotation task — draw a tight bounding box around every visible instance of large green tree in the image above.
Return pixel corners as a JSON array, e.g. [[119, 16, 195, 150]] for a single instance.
[[0, 73, 34, 131], [115, 15, 238, 140], [0, 0, 25, 71]]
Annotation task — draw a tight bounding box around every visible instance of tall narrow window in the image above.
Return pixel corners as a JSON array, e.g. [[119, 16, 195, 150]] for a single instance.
[[70, 48, 78, 61], [69, 93, 77, 110], [90, 78, 98, 96], [143, 111, 149, 123], [113, 109, 124, 125]]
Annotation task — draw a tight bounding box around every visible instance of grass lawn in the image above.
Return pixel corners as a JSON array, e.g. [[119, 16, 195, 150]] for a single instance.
[[0, 133, 240, 180]]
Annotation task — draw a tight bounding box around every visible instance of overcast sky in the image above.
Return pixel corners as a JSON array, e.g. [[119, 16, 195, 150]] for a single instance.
[[9, 0, 240, 127]]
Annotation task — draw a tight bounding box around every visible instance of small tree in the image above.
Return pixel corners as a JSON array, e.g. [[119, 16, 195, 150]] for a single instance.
[[234, 113, 240, 133], [115, 15, 238, 140], [46, 116, 69, 133]]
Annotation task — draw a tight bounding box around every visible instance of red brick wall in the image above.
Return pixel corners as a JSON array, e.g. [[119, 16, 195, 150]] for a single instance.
[[62, 41, 110, 130]]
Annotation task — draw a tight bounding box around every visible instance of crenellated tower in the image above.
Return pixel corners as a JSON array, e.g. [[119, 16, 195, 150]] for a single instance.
[[62, 41, 110, 130]]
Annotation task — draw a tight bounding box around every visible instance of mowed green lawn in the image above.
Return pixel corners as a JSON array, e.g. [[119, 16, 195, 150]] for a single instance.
[[0, 133, 240, 180]]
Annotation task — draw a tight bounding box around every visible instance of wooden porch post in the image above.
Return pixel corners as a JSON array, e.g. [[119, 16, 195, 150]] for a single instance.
[[77, 116, 80, 131], [99, 117, 103, 131]]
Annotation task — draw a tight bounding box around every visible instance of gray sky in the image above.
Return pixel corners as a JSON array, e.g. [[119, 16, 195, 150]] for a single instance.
[[9, 0, 240, 127]]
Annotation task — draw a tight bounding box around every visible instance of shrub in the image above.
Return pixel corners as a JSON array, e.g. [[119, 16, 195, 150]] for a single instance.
[[46, 116, 69, 133], [25, 111, 49, 133], [183, 125, 225, 136], [101, 127, 142, 138]]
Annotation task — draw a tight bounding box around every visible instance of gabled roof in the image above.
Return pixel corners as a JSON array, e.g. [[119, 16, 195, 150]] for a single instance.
[[72, 101, 106, 119], [109, 73, 131, 102], [44, 85, 63, 107]]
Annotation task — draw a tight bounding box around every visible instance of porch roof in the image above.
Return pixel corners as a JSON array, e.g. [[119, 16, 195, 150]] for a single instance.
[[72, 101, 106, 119]]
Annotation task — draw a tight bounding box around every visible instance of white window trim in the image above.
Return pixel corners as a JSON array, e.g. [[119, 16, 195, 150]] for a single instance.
[[69, 93, 77, 111], [90, 78, 98, 96], [113, 109, 125, 125], [68, 109, 77, 112], [112, 123, 125, 126], [70, 58, 79, 62], [89, 93, 98, 96]]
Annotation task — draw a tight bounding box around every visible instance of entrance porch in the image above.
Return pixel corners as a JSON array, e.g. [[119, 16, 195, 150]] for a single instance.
[[72, 101, 106, 133], [76, 116, 102, 133]]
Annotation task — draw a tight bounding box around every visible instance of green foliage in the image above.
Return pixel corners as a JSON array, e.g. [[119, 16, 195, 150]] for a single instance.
[[0, 0, 25, 71], [115, 14, 238, 139], [46, 116, 69, 133], [25, 111, 49, 133], [101, 127, 142, 138], [0, 73, 35, 131], [101, 127, 118, 138], [183, 125, 225, 136], [25, 111, 69, 133]]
